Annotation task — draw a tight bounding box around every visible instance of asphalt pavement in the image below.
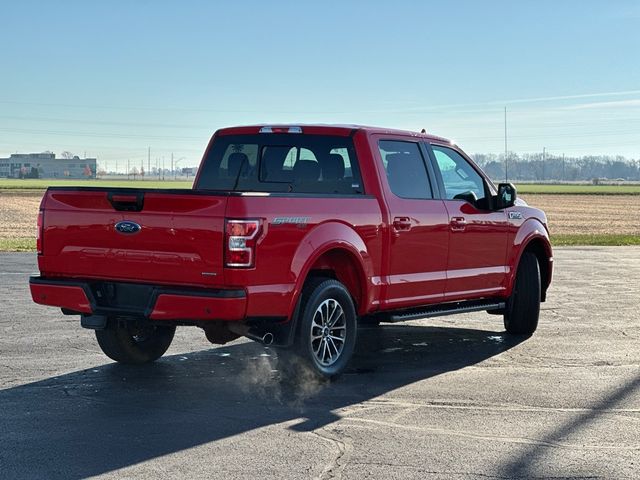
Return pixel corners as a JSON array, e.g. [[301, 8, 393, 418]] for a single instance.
[[0, 248, 638, 479]]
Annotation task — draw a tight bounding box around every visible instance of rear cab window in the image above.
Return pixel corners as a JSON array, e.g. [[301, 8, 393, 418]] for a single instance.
[[378, 140, 433, 199], [196, 134, 363, 194]]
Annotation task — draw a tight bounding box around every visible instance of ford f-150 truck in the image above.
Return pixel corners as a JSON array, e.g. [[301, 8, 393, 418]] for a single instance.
[[30, 124, 552, 378]]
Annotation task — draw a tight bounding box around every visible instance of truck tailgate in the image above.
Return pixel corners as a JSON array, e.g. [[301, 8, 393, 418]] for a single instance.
[[39, 188, 227, 287]]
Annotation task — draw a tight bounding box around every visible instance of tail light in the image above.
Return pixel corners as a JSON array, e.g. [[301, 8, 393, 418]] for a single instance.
[[225, 219, 261, 268], [36, 210, 44, 254]]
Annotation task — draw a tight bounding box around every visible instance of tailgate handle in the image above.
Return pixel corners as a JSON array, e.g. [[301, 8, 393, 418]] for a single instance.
[[107, 192, 145, 212]]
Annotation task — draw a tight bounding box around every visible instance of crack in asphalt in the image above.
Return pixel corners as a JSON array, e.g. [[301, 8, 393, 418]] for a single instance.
[[312, 427, 353, 480], [343, 417, 640, 451], [340, 398, 640, 415]]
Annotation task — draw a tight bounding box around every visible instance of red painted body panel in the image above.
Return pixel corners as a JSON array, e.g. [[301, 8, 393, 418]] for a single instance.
[[38, 190, 227, 287], [224, 195, 383, 318], [150, 294, 246, 321], [30, 283, 92, 313], [368, 132, 449, 309], [441, 200, 509, 301], [33, 124, 552, 325]]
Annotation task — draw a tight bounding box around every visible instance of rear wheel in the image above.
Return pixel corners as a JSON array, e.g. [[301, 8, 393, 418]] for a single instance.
[[95, 319, 176, 364], [504, 252, 541, 335], [288, 278, 357, 380]]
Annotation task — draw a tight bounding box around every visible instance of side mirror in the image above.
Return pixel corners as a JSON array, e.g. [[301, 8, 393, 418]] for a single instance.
[[496, 183, 517, 209]]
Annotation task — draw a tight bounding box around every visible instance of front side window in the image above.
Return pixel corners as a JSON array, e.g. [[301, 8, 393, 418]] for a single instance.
[[431, 145, 486, 202], [196, 134, 362, 194], [378, 140, 433, 199]]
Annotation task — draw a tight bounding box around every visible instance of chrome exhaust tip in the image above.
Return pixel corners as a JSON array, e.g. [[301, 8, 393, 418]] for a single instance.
[[262, 332, 274, 345]]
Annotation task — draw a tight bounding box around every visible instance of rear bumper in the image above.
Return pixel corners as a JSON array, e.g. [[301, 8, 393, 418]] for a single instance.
[[29, 276, 247, 321], [30, 279, 93, 314]]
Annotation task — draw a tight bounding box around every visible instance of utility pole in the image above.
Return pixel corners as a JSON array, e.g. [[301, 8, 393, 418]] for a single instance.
[[542, 147, 546, 182], [148, 147, 151, 177], [171, 152, 174, 180], [174, 157, 185, 180], [504, 107, 508, 182], [562, 153, 565, 181], [127, 159, 130, 180], [162, 157, 165, 181], [115, 159, 118, 175]]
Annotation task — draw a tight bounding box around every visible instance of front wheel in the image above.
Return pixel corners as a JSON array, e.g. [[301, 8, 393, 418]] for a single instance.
[[95, 320, 176, 364], [504, 252, 541, 335], [290, 278, 357, 379]]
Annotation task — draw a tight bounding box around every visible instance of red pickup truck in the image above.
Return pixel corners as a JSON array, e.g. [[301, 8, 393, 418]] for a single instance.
[[30, 125, 552, 378]]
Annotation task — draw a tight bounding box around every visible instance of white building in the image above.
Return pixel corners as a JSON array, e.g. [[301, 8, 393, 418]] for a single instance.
[[0, 153, 97, 179]]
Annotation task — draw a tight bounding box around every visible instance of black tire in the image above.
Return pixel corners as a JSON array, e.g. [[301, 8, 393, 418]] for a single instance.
[[288, 278, 358, 380], [95, 320, 176, 364], [504, 252, 541, 335]]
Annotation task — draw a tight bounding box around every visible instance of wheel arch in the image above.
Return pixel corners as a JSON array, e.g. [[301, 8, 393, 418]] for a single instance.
[[508, 219, 553, 301], [287, 222, 374, 319], [522, 238, 552, 301]]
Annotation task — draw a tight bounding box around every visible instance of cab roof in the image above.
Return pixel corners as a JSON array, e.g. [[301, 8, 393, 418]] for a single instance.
[[215, 124, 452, 144]]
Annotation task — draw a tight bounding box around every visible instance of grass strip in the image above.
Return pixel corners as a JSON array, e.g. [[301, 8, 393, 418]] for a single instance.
[[0, 238, 36, 252], [552, 234, 640, 246], [516, 184, 640, 195], [0, 179, 193, 190]]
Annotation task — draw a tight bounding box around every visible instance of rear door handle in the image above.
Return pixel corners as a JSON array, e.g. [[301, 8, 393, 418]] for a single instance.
[[393, 217, 412, 231], [450, 216, 467, 231]]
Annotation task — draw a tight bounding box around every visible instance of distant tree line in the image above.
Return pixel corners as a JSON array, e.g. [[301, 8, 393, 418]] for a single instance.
[[473, 153, 640, 182]]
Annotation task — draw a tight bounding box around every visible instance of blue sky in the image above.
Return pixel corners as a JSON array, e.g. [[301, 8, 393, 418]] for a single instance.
[[1, 0, 639, 169]]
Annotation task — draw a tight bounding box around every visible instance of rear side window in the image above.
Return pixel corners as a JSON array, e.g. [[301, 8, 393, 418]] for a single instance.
[[378, 140, 433, 199], [196, 134, 363, 194]]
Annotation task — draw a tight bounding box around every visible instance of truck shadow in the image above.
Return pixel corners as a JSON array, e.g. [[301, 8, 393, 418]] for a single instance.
[[0, 324, 522, 479], [498, 372, 640, 478]]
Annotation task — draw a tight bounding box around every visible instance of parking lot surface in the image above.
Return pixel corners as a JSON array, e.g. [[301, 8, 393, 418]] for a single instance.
[[1, 247, 638, 479]]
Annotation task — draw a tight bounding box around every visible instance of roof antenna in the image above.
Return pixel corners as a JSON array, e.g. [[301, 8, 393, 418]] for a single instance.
[[420, 128, 426, 134]]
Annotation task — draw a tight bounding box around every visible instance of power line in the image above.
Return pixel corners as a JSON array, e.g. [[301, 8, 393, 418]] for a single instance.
[[2, 88, 639, 115], [0, 127, 201, 141], [0, 114, 209, 130]]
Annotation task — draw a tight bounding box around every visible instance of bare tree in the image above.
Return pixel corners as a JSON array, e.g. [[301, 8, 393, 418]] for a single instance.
[[60, 151, 75, 159]]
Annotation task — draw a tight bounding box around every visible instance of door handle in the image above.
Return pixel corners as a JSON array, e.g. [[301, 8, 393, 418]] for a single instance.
[[450, 216, 467, 231], [393, 217, 412, 231]]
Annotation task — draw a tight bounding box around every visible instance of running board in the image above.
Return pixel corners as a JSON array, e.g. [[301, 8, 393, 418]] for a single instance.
[[387, 299, 506, 323]]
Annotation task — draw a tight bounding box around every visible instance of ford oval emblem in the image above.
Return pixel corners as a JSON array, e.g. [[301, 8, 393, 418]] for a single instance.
[[115, 221, 141, 235]]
